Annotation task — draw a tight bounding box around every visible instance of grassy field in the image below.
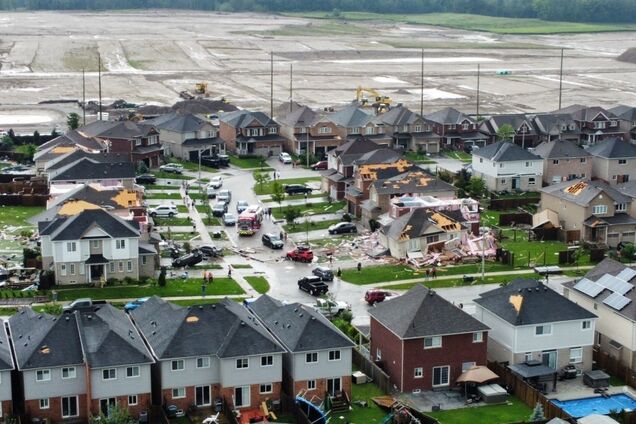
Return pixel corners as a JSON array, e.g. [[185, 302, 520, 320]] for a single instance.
[[285, 11, 636, 34], [428, 396, 532, 424], [500, 228, 590, 267], [253, 177, 321, 195], [256, 21, 370, 37], [143, 184, 181, 191], [244, 276, 270, 294], [385, 272, 538, 290], [443, 150, 472, 163], [145, 192, 182, 200], [272, 201, 346, 220], [284, 218, 342, 234], [404, 151, 437, 164], [0, 206, 45, 229], [337, 382, 388, 424]]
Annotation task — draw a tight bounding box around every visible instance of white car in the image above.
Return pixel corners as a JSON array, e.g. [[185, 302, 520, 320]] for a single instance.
[[148, 204, 178, 217], [279, 152, 292, 164], [208, 176, 223, 189]]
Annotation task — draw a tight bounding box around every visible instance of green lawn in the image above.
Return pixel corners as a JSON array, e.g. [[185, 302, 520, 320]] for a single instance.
[[443, 150, 472, 163], [230, 264, 253, 269], [53, 278, 244, 300], [285, 11, 636, 34], [272, 201, 346, 219], [229, 155, 269, 169], [386, 272, 538, 290], [145, 192, 182, 200], [152, 217, 193, 226], [500, 228, 590, 267], [166, 158, 218, 174], [284, 218, 343, 234], [404, 151, 437, 164], [244, 276, 270, 294], [150, 171, 193, 180], [165, 232, 200, 241], [143, 184, 181, 190], [0, 205, 45, 229], [171, 297, 246, 307], [428, 397, 532, 424], [253, 177, 321, 195], [336, 382, 388, 424], [262, 192, 325, 202]]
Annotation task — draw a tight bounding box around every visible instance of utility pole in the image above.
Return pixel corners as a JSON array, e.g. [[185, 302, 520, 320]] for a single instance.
[[558, 48, 564, 110], [82, 68, 86, 126], [481, 230, 486, 282], [476, 64, 481, 119], [270, 51, 274, 118], [289, 63, 293, 113], [98, 54, 102, 121], [420, 48, 424, 117]]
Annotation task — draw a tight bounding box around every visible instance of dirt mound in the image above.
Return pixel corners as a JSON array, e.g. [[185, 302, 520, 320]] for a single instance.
[[617, 48, 636, 64], [171, 98, 239, 115]]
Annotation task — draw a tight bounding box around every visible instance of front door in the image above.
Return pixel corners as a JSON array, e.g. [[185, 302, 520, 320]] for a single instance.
[[542, 350, 557, 370], [195, 385, 211, 407], [99, 398, 116, 416], [327, 378, 341, 396], [91, 265, 104, 281], [234, 386, 250, 408], [512, 177, 519, 190]]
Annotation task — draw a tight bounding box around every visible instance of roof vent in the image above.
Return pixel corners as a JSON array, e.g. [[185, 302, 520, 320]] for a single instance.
[[87, 315, 92, 320], [198, 305, 203, 310], [186, 315, 199, 323], [240, 321, 245, 326], [274, 320, 278, 325], [287, 324, 291, 328], [535, 287, 540, 292], [18, 335, 22, 339], [518, 289, 522, 293], [299, 313, 303, 318], [311, 317, 316, 321], [65, 316, 70, 321], [212, 304, 216, 309], [544, 287, 548, 291], [527, 288, 532, 292], [38, 315, 43, 319], [294, 308, 298, 313], [151, 331, 156, 335]]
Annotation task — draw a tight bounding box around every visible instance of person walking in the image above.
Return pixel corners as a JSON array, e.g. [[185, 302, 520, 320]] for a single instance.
[[227, 265, 232, 278], [432, 267, 437, 279], [357, 262, 362, 272], [425, 268, 430, 280]]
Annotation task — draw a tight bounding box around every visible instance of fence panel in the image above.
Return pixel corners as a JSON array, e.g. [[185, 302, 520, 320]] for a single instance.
[[352, 348, 393, 394], [499, 212, 532, 227]]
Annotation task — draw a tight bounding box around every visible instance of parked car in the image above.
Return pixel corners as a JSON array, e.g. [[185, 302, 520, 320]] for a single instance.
[[287, 246, 314, 262], [223, 213, 236, 226], [311, 160, 328, 171], [312, 266, 334, 281], [135, 174, 156, 184], [124, 297, 150, 312], [308, 298, 350, 317], [217, 189, 232, 204], [206, 185, 219, 198], [63, 298, 105, 313], [236, 200, 249, 214], [298, 276, 328, 296], [198, 244, 223, 258], [201, 154, 230, 168], [159, 163, 184, 174], [328, 222, 357, 235], [365, 290, 393, 305], [284, 184, 312, 195], [279, 152, 292, 164], [212, 202, 228, 217], [262, 233, 284, 249], [149, 204, 178, 217], [208, 176, 223, 189], [172, 251, 203, 268]]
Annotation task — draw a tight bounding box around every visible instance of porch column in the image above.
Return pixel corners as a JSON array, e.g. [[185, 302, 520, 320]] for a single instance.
[[87, 265, 92, 283]]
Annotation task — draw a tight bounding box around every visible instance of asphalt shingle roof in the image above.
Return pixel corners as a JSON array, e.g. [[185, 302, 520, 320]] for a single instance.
[[609, 105, 636, 123], [149, 112, 212, 133], [36, 129, 106, 154], [46, 150, 130, 172], [473, 141, 541, 162], [372, 170, 457, 195], [79, 120, 157, 139], [533, 139, 590, 159], [39, 208, 140, 241], [484, 114, 536, 136], [586, 138, 636, 159], [425, 107, 474, 125], [540, 179, 631, 206], [532, 113, 579, 136], [50, 158, 135, 182], [328, 104, 380, 128], [220, 110, 277, 128], [0, 324, 14, 371], [369, 284, 488, 339]]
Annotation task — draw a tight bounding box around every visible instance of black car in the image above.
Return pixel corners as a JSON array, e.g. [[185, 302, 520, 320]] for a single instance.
[[171, 251, 203, 268], [284, 184, 312, 195], [298, 276, 329, 296], [135, 174, 157, 185], [200, 154, 230, 168], [262, 233, 284, 249], [198, 245, 223, 258], [212, 202, 228, 217], [328, 222, 357, 235], [312, 266, 334, 282]]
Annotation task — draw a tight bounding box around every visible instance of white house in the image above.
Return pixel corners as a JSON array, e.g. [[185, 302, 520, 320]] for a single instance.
[[472, 141, 543, 192]]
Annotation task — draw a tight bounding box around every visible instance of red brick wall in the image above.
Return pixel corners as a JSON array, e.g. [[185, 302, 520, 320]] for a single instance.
[[1, 400, 11, 418], [220, 382, 281, 410], [90, 393, 151, 418], [104, 137, 133, 153], [370, 318, 403, 391], [162, 386, 195, 411], [219, 123, 238, 153], [292, 376, 352, 399], [25, 394, 88, 423]]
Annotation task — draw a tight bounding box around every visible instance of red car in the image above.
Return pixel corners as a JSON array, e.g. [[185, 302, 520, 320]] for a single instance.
[[311, 161, 328, 171], [286, 246, 314, 263]]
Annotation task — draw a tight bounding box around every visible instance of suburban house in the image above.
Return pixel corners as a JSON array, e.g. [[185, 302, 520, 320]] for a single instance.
[[471, 141, 543, 192], [425, 107, 487, 150], [38, 208, 155, 285], [473, 279, 597, 372], [131, 297, 285, 411], [609, 105, 636, 143], [34, 130, 105, 175], [0, 322, 14, 419], [538, 179, 636, 247], [219, 110, 286, 157], [328, 104, 391, 146], [556, 105, 624, 145], [46, 153, 136, 190], [587, 137, 636, 185], [481, 114, 539, 148], [388, 196, 481, 236], [563, 258, 636, 368], [532, 113, 581, 145], [79, 120, 163, 168], [369, 284, 489, 392], [148, 112, 224, 161], [277, 105, 342, 158], [533, 139, 592, 185], [378, 105, 440, 153], [248, 295, 355, 398], [379, 208, 468, 260]]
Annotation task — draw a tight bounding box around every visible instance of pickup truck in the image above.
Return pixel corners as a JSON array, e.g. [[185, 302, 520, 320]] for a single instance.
[[63, 298, 107, 313], [298, 276, 328, 296], [306, 298, 350, 318]]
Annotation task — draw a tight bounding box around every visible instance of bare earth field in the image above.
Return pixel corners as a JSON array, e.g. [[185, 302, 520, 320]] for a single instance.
[[0, 10, 635, 131]]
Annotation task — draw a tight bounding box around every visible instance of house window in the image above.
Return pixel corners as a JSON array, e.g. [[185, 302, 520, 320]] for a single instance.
[[102, 369, 116, 380], [135, 138, 142, 146], [617, 203, 627, 212], [593, 205, 608, 215], [127, 261, 133, 272], [306, 352, 318, 363], [350, 128, 360, 134], [525, 162, 530, 167], [172, 388, 186, 399], [535, 324, 552, 336], [171, 360, 185, 371], [39, 398, 49, 409], [594, 303, 598, 310], [116, 239, 126, 249], [236, 358, 249, 369], [610, 120, 618, 127], [582, 320, 591, 330], [67, 242, 76, 252], [319, 127, 332, 134], [91, 240, 100, 249], [196, 357, 210, 369], [268, 127, 278, 134], [619, 159, 627, 165], [365, 127, 374, 135], [142, 256, 147, 265], [570, 347, 583, 364], [62, 396, 78, 418], [126, 366, 140, 378], [414, 125, 422, 132], [528, 177, 536, 185], [580, 158, 586, 163], [524, 352, 533, 362], [553, 160, 559, 165], [328, 350, 341, 361], [424, 336, 442, 349], [261, 356, 273, 367], [128, 395, 138, 406], [307, 380, 316, 391], [594, 121, 605, 129], [109, 262, 115, 273], [376, 348, 382, 361], [69, 264, 75, 275], [462, 123, 470, 130], [260, 384, 273, 394], [414, 367, 423, 378], [118, 261, 124, 272], [62, 367, 76, 379], [449, 124, 456, 130], [36, 369, 51, 382], [500, 163, 504, 168], [462, 362, 476, 372], [479, 158, 483, 163], [426, 235, 440, 244], [473, 332, 483, 343], [432, 366, 450, 387]]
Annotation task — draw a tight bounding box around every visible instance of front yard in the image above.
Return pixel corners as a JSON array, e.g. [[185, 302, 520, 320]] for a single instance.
[[229, 154, 269, 169], [244, 276, 270, 294], [283, 218, 342, 234], [443, 150, 472, 163], [253, 177, 321, 195], [271, 201, 346, 220], [403, 151, 437, 164]]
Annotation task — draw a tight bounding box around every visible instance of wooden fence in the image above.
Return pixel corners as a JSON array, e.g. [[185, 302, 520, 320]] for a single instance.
[[499, 212, 533, 227], [489, 197, 541, 211], [593, 348, 636, 389], [352, 347, 394, 394]]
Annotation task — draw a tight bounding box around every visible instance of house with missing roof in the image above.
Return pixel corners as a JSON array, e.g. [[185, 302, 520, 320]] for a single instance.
[[38, 209, 155, 285], [34, 130, 106, 175], [471, 141, 543, 192], [378, 105, 440, 153], [564, 258, 636, 368], [148, 112, 224, 161], [0, 320, 15, 418], [473, 279, 596, 372], [369, 285, 489, 392], [219, 110, 287, 157], [248, 295, 355, 399], [131, 297, 285, 411], [533, 139, 592, 185], [45, 151, 136, 190], [538, 179, 636, 247], [587, 137, 636, 185]]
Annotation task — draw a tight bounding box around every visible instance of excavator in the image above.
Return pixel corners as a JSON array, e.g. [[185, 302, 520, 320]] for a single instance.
[[180, 82, 209, 100], [355, 86, 392, 113]]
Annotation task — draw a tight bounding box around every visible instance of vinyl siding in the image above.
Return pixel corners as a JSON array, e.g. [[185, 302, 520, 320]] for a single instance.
[[290, 349, 352, 381], [90, 364, 151, 399], [23, 366, 86, 400]]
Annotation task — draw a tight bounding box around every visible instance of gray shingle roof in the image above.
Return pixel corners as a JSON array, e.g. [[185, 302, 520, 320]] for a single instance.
[[332, 138, 383, 166], [616, 182, 636, 199], [555, 104, 618, 122], [540, 179, 631, 206], [475, 279, 596, 326], [79, 120, 157, 139], [473, 141, 541, 162], [0, 324, 14, 371], [39, 209, 140, 241], [50, 158, 135, 182], [46, 150, 130, 172], [276, 105, 321, 127], [532, 113, 579, 136], [586, 138, 636, 159], [220, 110, 278, 128], [353, 148, 401, 165], [370, 284, 488, 339], [250, 295, 354, 352], [328, 104, 380, 128], [484, 114, 536, 136], [372, 170, 457, 195], [609, 105, 636, 123], [131, 297, 284, 359], [533, 140, 590, 159], [149, 112, 212, 133], [36, 129, 106, 155], [424, 107, 474, 125]]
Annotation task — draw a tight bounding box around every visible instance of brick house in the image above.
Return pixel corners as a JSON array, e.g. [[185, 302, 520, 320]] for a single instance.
[[533, 139, 592, 185], [148, 112, 224, 161], [369, 284, 489, 392], [131, 297, 285, 411], [0, 321, 14, 419], [219, 110, 287, 157], [328, 104, 392, 147], [587, 137, 636, 185], [277, 105, 342, 158], [481, 114, 539, 148], [424, 107, 488, 150], [555, 105, 624, 146], [378, 105, 440, 153], [532, 113, 581, 145], [609, 105, 636, 143], [249, 295, 355, 399]]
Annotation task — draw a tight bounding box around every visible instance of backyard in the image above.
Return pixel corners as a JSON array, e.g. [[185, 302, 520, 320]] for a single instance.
[[428, 397, 532, 424], [443, 150, 472, 163], [335, 382, 388, 424]]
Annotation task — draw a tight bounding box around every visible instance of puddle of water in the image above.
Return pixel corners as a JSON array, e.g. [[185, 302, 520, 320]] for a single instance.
[[374, 76, 408, 84], [328, 57, 500, 64]]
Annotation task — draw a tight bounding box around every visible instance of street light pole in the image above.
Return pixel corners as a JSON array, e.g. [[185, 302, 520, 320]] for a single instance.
[[198, 149, 202, 181], [481, 231, 486, 282]]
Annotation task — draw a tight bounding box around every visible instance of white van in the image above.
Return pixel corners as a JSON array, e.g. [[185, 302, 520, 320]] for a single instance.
[[149, 204, 178, 217]]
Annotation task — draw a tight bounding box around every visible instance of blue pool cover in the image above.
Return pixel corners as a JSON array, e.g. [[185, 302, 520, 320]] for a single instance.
[[552, 394, 636, 418]]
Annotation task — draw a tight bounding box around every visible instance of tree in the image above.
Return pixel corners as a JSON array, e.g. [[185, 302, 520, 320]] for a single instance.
[[283, 207, 301, 227], [67, 112, 80, 130], [496, 123, 516, 142], [158, 266, 167, 287], [253, 170, 271, 193], [270, 181, 286, 211], [529, 402, 545, 421], [620, 243, 636, 265], [33, 130, 40, 145], [0, 135, 13, 150], [90, 404, 136, 424], [136, 161, 149, 175], [466, 177, 487, 198]]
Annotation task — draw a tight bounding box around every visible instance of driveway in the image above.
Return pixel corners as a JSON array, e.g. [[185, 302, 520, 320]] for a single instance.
[[434, 156, 469, 173]]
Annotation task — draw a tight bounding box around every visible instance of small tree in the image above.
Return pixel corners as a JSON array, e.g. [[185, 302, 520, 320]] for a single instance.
[[496, 123, 516, 142], [136, 161, 149, 175], [528, 402, 545, 422], [158, 266, 167, 287], [283, 207, 301, 228], [253, 170, 271, 193], [1, 135, 13, 149], [621, 243, 636, 265], [466, 177, 487, 198], [90, 404, 135, 424], [271, 181, 286, 211], [67, 112, 80, 130], [21, 143, 37, 162]]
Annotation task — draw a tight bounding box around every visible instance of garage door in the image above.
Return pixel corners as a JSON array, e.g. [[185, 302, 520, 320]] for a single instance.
[[622, 232, 636, 244], [254, 145, 281, 157]]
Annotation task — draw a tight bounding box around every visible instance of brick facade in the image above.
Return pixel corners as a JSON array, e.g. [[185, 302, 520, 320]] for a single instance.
[[1, 400, 11, 418], [90, 392, 151, 419], [25, 394, 88, 424], [292, 376, 352, 399], [220, 382, 281, 410], [162, 386, 195, 411]]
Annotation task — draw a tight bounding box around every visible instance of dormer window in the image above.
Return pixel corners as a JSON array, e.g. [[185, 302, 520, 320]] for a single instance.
[[365, 127, 374, 135], [268, 127, 278, 135], [610, 121, 618, 127], [414, 125, 422, 132], [594, 121, 606, 129], [319, 127, 332, 134], [350, 128, 360, 134], [617, 203, 627, 212], [462, 123, 470, 130]]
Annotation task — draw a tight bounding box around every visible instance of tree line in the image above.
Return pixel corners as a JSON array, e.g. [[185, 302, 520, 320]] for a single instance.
[[0, 0, 634, 23]]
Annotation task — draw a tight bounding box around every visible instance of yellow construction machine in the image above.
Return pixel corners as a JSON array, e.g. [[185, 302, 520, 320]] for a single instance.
[[355, 86, 392, 112], [194, 82, 208, 95]]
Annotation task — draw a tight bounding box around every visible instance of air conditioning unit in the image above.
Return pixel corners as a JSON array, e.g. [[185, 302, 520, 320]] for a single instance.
[[352, 371, 368, 384]]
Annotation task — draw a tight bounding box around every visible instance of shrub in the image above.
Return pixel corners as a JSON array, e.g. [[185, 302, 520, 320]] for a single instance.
[[123, 277, 136, 285], [342, 213, 352, 222]]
